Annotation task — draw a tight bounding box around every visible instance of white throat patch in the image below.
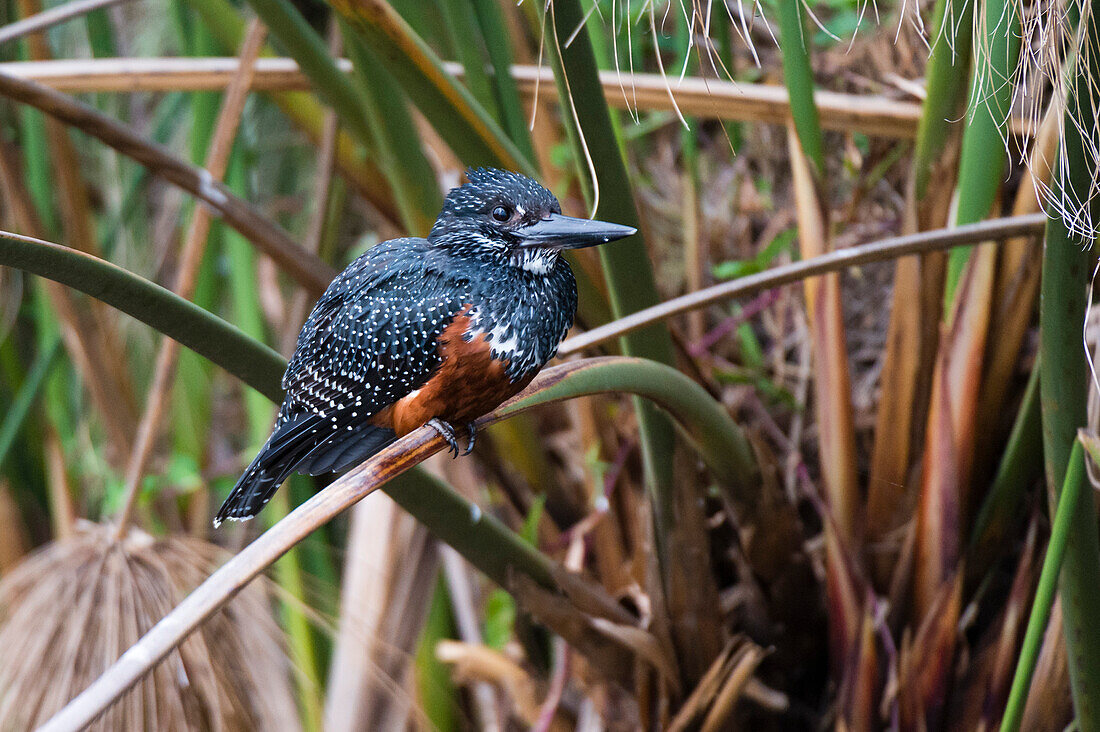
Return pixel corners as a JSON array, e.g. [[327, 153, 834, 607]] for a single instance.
[[511, 247, 558, 274]]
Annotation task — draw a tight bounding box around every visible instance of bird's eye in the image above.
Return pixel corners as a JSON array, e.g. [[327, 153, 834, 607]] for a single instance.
[[491, 206, 511, 222]]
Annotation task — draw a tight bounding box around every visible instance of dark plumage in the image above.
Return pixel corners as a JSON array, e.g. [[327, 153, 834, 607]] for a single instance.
[[214, 168, 635, 526]]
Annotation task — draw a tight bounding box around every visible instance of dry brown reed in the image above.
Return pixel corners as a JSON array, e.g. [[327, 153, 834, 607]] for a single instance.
[[0, 57, 1043, 138], [0, 523, 299, 731]]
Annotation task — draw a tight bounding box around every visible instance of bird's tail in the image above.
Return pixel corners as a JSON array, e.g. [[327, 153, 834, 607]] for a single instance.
[[214, 414, 395, 527]]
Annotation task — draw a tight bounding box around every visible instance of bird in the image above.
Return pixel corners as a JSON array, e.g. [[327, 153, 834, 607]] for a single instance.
[[214, 168, 635, 526]]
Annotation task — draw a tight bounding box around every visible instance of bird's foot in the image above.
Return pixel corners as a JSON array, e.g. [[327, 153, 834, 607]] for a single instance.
[[428, 418, 462, 458], [462, 423, 477, 456], [426, 419, 477, 457]]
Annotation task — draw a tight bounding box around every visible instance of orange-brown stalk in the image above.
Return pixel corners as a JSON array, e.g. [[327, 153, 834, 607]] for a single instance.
[[112, 20, 267, 538]]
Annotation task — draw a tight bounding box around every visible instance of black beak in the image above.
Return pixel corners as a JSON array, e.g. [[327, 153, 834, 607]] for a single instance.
[[517, 213, 636, 250]]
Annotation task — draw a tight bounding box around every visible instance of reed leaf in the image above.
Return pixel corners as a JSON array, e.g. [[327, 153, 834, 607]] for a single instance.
[[325, 0, 536, 175], [495, 358, 755, 488], [912, 240, 996, 615], [0, 230, 286, 402], [867, 0, 973, 552], [242, 0, 365, 143], [1003, 438, 1087, 732], [909, 0, 975, 206], [230, 0, 445, 233], [1039, 0, 1100, 715], [414, 579, 458, 732], [340, 27, 439, 234], [943, 0, 1022, 299], [0, 334, 59, 474], [776, 0, 824, 174], [436, 0, 498, 120], [967, 363, 1042, 573], [468, 0, 535, 162], [166, 17, 222, 465], [974, 104, 1060, 465], [184, 0, 401, 223], [543, 0, 678, 536]]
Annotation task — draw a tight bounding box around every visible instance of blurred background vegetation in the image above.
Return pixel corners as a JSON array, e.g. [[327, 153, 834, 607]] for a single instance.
[[1, 0, 1099, 728]]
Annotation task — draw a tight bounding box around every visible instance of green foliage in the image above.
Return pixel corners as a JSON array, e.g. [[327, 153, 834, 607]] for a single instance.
[[0, 335, 58, 475], [1003, 439, 1088, 731], [944, 0, 1021, 299], [712, 229, 797, 280], [482, 589, 516, 650], [776, 0, 825, 173]]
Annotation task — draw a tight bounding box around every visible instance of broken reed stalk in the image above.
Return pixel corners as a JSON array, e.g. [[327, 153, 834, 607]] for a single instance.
[[113, 20, 268, 539], [0, 68, 334, 295]]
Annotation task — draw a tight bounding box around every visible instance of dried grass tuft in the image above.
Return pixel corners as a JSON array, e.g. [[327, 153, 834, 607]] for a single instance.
[[0, 522, 299, 731]]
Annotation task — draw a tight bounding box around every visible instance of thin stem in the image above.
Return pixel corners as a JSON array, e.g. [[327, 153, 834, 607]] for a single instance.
[[280, 36, 342, 353], [0, 0, 133, 45], [0, 56, 1037, 138], [559, 214, 1047, 356], [0, 69, 334, 294], [113, 19, 267, 540], [1002, 440, 1086, 732]]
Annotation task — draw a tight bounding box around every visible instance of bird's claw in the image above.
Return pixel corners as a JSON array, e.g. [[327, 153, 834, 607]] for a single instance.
[[428, 418, 460, 457], [462, 423, 477, 456], [427, 419, 477, 458]]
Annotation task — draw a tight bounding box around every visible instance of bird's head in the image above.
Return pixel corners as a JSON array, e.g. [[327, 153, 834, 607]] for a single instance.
[[428, 168, 636, 274]]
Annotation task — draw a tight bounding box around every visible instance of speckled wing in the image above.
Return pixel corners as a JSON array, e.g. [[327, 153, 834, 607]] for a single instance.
[[281, 240, 468, 423], [214, 240, 469, 525]]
